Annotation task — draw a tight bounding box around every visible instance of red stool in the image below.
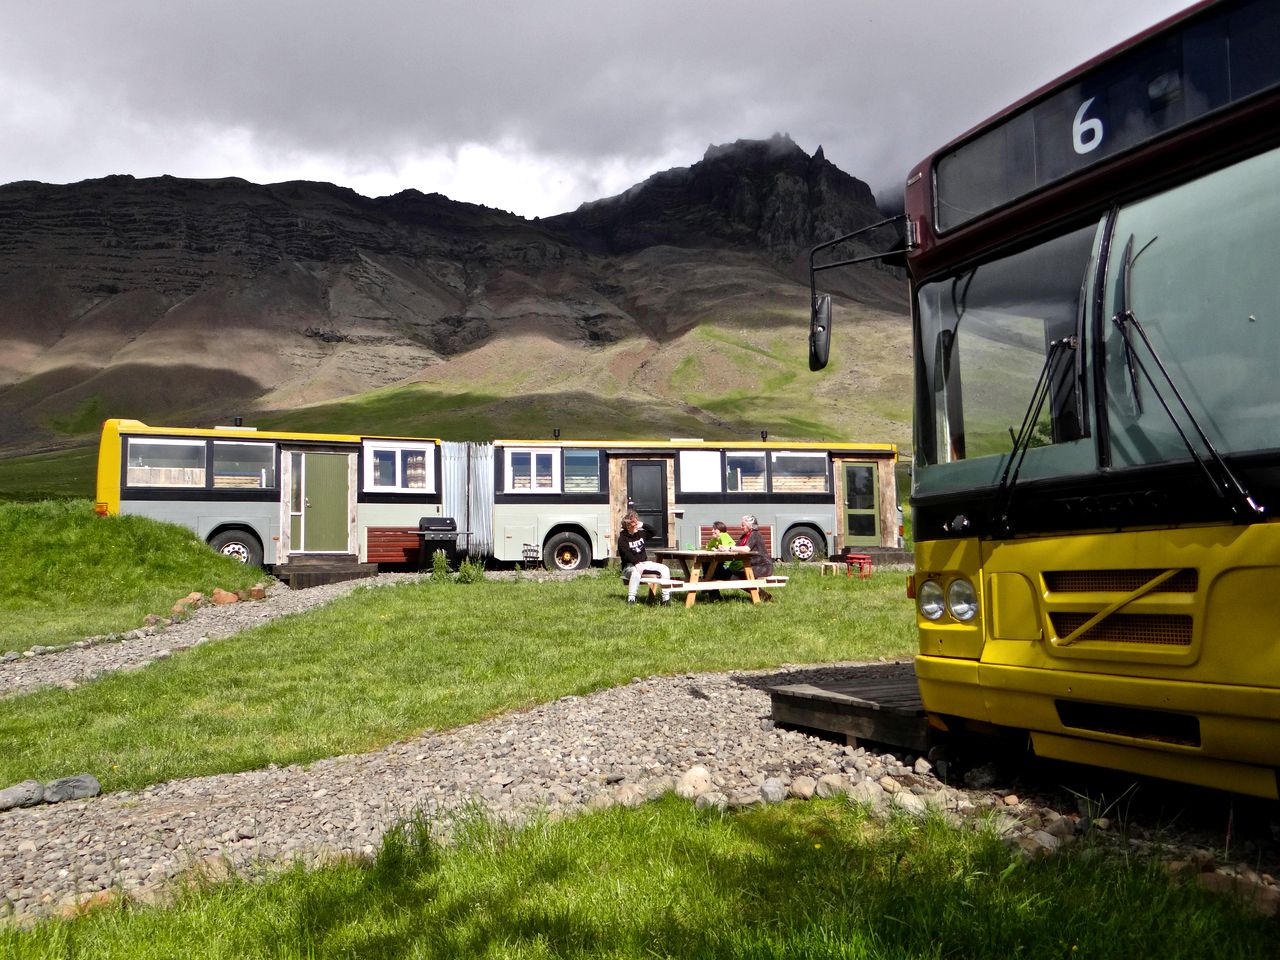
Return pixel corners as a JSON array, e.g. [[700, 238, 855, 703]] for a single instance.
[[844, 553, 873, 579]]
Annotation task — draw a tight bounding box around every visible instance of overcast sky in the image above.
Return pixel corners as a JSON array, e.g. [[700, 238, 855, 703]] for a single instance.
[[2, 0, 1193, 218]]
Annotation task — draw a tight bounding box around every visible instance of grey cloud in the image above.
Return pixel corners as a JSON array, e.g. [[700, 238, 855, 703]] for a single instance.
[[2, 0, 1192, 213]]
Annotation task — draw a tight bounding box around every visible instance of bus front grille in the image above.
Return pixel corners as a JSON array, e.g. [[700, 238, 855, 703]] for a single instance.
[[1049, 612, 1193, 646], [1044, 569, 1198, 593]]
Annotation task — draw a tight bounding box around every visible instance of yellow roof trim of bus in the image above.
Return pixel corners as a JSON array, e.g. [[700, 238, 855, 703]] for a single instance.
[[104, 419, 442, 445], [492, 438, 898, 453]]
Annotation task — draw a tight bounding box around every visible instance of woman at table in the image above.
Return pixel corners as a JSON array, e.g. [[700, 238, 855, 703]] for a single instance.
[[735, 514, 775, 581], [618, 511, 673, 605]]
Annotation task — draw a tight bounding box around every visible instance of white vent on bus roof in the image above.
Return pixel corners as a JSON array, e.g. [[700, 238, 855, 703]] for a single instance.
[[668, 437, 704, 442], [214, 425, 257, 431]]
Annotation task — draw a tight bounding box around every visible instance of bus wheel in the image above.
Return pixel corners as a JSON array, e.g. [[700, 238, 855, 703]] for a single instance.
[[544, 532, 590, 571], [783, 526, 824, 563], [209, 530, 264, 567]]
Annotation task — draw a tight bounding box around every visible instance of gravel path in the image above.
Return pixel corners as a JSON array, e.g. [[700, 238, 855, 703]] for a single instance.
[[2, 571, 1276, 925]]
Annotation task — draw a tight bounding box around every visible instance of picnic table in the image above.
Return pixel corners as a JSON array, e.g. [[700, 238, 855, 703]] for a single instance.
[[649, 548, 787, 607]]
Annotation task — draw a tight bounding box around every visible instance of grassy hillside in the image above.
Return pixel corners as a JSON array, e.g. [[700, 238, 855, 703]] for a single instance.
[[0, 500, 267, 652]]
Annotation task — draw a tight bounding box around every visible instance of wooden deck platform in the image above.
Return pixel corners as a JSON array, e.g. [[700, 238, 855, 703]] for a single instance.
[[769, 661, 932, 752]]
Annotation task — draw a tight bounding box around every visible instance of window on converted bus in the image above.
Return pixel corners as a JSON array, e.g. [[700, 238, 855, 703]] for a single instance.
[[562, 449, 601, 494], [678, 450, 722, 493], [363, 442, 435, 493], [505, 448, 559, 493], [212, 442, 276, 489], [725, 452, 766, 493], [126, 438, 206, 487], [1102, 144, 1280, 467], [914, 221, 1099, 493], [769, 452, 828, 493]]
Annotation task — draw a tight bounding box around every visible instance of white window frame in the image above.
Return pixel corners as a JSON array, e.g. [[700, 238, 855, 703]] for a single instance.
[[504, 447, 561, 493], [362, 441, 436, 493]]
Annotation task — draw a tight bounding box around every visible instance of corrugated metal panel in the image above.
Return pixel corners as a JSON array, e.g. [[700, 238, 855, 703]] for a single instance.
[[442, 441, 494, 557]]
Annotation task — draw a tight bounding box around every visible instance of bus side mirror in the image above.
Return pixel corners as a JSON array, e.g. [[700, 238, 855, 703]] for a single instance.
[[809, 294, 832, 371]]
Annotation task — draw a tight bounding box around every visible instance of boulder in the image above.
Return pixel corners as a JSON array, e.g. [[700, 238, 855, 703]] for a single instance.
[[43, 774, 101, 804], [0, 780, 44, 811]]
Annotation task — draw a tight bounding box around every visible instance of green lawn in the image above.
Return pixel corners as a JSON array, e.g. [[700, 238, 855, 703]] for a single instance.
[[3, 797, 1274, 959], [0, 565, 913, 793], [1, 506, 1272, 958]]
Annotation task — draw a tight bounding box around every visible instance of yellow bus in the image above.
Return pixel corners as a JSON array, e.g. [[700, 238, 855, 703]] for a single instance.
[[810, 0, 1280, 798]]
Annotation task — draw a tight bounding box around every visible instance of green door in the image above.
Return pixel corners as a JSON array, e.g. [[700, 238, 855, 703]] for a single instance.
[[843, 462, 880, 547], [302, 452, 350, 552]]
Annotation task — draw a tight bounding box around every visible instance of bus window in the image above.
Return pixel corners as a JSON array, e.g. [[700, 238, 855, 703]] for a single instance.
[[1104, 144, 1280, 468], [726, 452, 766, 493], [212, 441, 276, 489], [126, 438, 206, 487], [770, 452, 828, 493], [505, 448, 559, 492], [914, 222, 1100, 493], [364, 442, 435, 493], [678, 450, 722, 493], [563, 449, 602, 494]]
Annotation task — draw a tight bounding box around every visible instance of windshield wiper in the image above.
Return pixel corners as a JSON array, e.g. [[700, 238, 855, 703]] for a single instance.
[[1111, 234, 1265, 522], [990, 335, 1078, 536]]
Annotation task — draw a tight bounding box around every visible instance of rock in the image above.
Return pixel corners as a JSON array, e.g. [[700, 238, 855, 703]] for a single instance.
[[848, 779, 886, 809], [789, 776, 817, 800], [1016, 830, 1061, 859], [676, 766, 714, 799], [43, 774, 101, 804], [250, 585, 268, 601], [963, 763, 1001, 789], [815, 774, 849, 799], [0, 780, 44, 811], [1197, 871, 1280, 917], [760, 778, 788, 804], [891, 791, 928, 818], [912, 757, 932, 776], [211, 588, 239, 605], [694, 791, 728, 811]]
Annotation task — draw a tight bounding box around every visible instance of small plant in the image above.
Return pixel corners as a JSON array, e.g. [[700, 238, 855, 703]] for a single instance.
[[454, 556, 486, 584], [430, 549, 451, 580]]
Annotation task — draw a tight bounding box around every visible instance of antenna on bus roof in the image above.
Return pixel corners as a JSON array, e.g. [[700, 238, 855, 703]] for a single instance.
[[553, 427, 561, 440], [761, 430, 768, 441]]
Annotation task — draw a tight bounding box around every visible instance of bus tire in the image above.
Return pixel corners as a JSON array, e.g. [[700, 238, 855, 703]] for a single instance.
[[208, 529, 264, 567], [783, 526, 825, 563], [544, 532, 591, 571]]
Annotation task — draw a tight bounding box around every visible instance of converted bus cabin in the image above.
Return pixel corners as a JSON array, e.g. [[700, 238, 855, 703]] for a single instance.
[[484, 439, 900, 569], [97, 420, 898, 571], [96, 419, 448, 576]]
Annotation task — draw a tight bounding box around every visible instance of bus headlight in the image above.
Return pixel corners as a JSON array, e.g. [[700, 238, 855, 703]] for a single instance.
[[918, 579, 945, 620], [947, 578, 978, 621]]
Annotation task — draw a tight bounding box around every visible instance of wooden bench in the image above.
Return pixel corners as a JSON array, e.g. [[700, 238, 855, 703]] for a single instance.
[[669, 575, 788, 603], [366, 527, 421, 565]]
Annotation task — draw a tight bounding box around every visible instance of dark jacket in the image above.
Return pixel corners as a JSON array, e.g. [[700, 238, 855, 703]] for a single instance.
[[737, 528, 774, 578], [617, 523, 655, 567]]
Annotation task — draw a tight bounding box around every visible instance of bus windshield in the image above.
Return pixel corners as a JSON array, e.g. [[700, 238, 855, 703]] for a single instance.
[[915, 142, 1280, 501]]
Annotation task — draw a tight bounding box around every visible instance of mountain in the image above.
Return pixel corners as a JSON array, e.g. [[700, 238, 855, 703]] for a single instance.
[[0, 134, 911, 460]]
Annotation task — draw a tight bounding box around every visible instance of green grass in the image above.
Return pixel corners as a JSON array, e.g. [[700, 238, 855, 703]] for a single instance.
[[0, 566, 913, 793], [0, 446, 98, 501], [4, 798, 1273, 959], [0, 501, 268, 654]]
